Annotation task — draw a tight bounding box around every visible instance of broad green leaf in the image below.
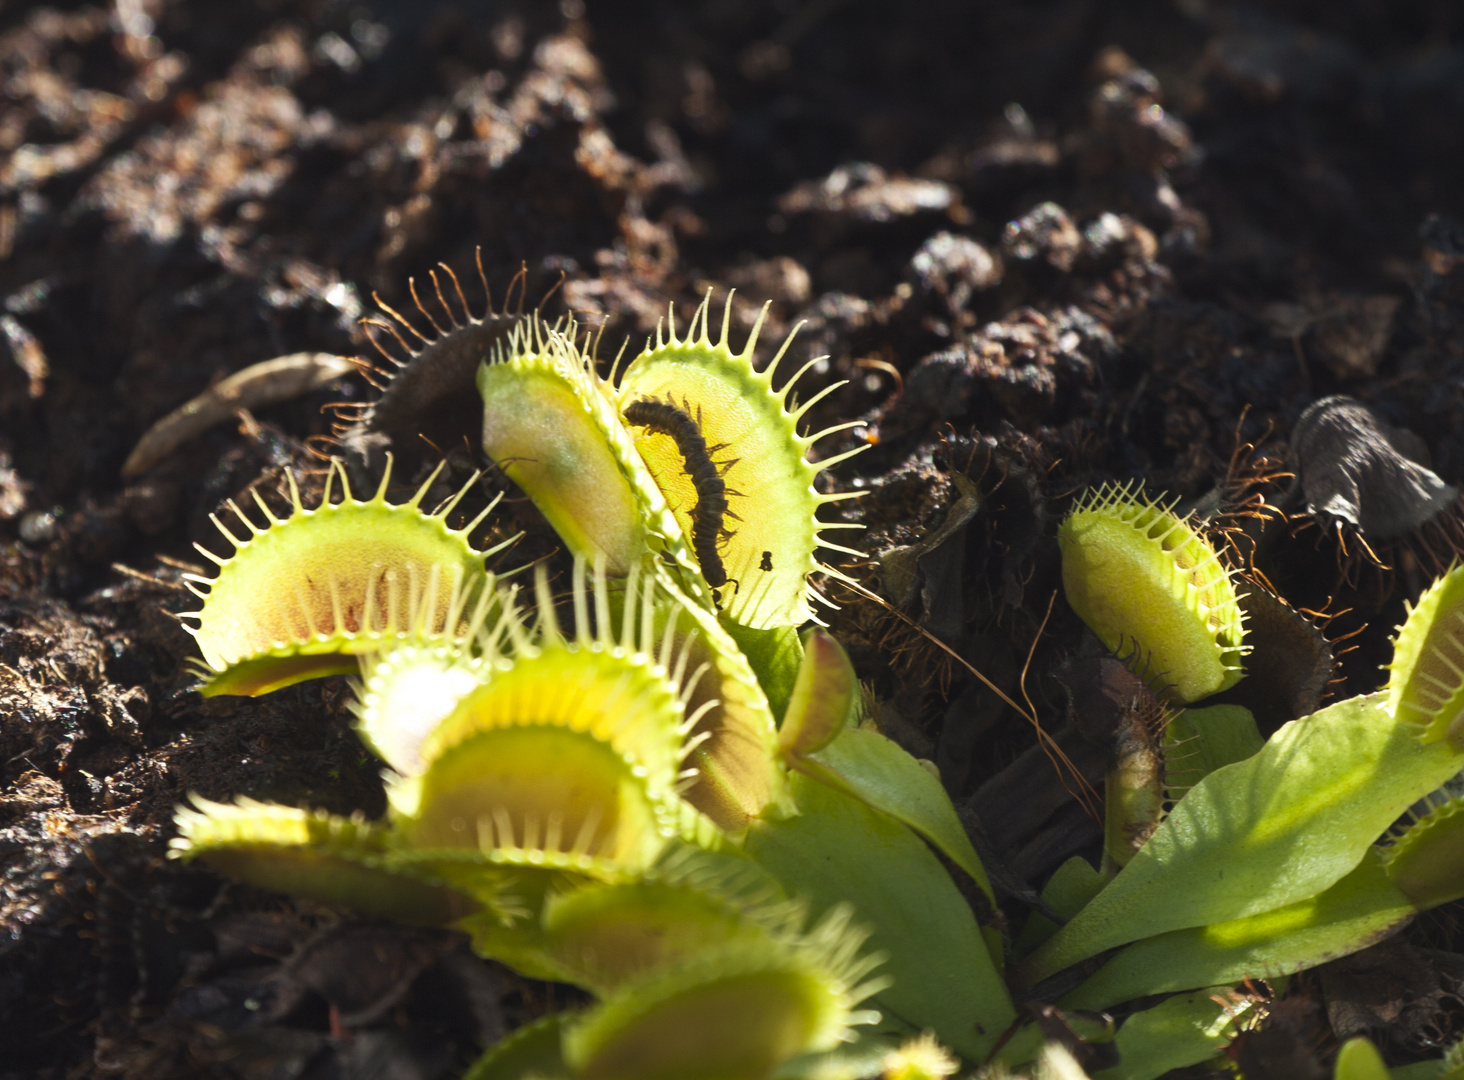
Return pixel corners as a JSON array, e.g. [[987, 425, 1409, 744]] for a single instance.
[[799, 726, 995, 907], [1020, 693, 1461, 986], [746, 772, 1014, 1062], [1062, 856, 1415, 1010], [1093, 989, 1256, 1080]]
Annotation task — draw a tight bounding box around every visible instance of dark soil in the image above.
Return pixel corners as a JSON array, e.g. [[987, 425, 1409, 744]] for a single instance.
[[4, 1, 1464, 1077]]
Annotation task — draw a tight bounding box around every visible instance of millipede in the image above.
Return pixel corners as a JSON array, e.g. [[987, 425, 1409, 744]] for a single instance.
[[623, 396, 741, 591]]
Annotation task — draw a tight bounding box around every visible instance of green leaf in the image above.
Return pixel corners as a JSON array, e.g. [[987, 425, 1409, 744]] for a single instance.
[[746, 772, 1014, 1062], [1019, 692, 1461, 986], [1062, 856, 1415, 1011], [799, 726, 995, 906], [1093, 989, 1257, 1080]]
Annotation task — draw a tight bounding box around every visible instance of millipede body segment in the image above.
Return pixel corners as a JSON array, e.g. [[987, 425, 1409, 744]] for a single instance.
[[623, 396, 739, 589]]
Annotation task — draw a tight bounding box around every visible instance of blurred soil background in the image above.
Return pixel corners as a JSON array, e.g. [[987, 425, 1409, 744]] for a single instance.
[[3, 0, 1464, 1077]]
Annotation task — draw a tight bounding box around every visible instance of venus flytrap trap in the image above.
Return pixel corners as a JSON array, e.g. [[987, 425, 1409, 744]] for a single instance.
[[335, 256, 531, 466], [657, 587, 788, 830], [1060, 657, 1176, 877], [477, 316, 683, 579], [610, 294, 868, 629], [1089, 987, 1262, 1080], [376, 563, 742, 937], [1058, 482, 1246, 703], [1387, 562, 1464, 746], [879, 1032, 961, 1080], [182, 456, 515, 696], [1097, 693, 1168, 875], [1333, 1038, 1393, 1080], [556, 899, 889, 1080], [171, 795, 487, 926]]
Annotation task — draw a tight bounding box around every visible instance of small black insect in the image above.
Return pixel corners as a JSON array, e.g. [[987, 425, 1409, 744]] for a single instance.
[[760, 550, 774, 572], [624, 396, 741, 590]]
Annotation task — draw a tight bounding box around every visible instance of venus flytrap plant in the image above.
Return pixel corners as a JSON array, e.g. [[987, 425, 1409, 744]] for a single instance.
[[171, 276, 1012, 1080], [469, 300, 1017, 1057], [1012, 533, 1464, 1078]]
